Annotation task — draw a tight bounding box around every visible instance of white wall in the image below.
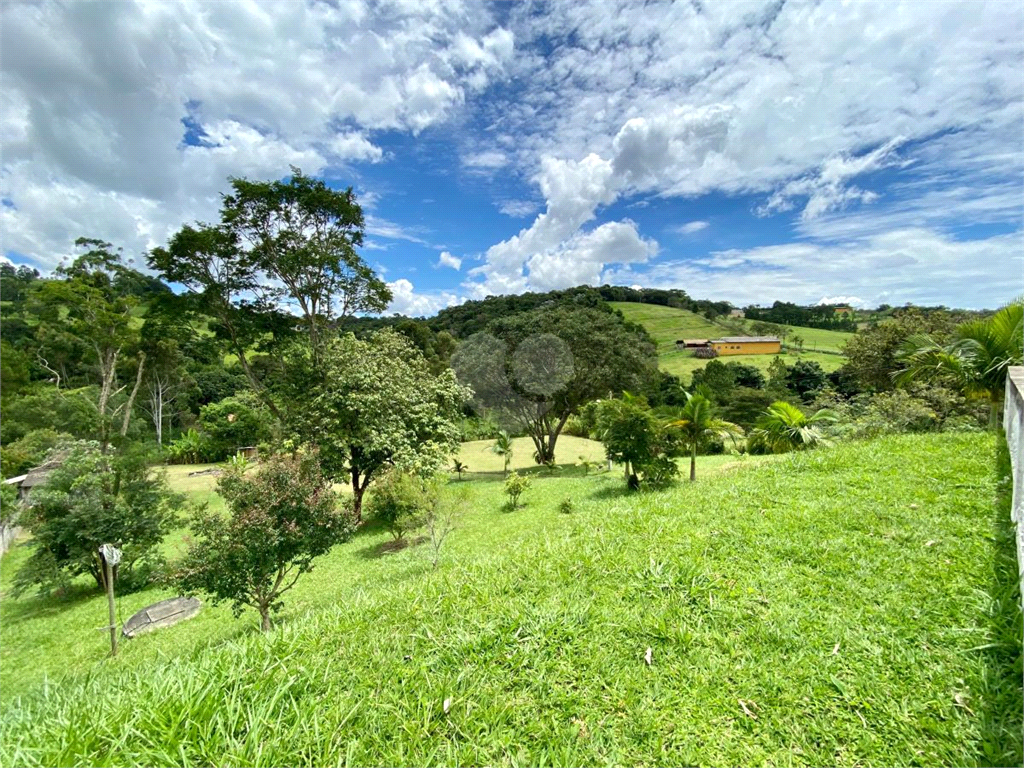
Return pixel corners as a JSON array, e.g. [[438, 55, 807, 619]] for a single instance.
[[1003, 367, 1024, 597]]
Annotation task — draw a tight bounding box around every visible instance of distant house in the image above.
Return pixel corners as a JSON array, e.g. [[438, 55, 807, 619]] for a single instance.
[[729, 309, 745, 318], [676, 338, 710, 350], [832, 305, 853, 315], [235, 446, 259, 460], [709, 336, 781, 356], [3, 451, 67, 501]]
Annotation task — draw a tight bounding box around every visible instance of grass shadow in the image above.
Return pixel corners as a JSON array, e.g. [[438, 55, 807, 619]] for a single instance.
[[355, 535, 428, 560], [973, 436, 1024, 766], [0, 580, 104, 622]]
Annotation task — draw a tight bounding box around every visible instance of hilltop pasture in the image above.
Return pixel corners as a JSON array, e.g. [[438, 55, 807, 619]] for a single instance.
[[610, 302, 851, 381]]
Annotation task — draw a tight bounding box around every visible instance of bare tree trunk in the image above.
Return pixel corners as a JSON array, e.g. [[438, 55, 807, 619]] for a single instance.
[[690, 443, 697, 482], [120, 352, 146, 437]]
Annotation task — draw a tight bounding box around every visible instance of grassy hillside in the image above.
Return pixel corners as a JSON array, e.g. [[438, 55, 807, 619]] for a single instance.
[[610, 302, 850, 380], [1, 433, 1020, 766]]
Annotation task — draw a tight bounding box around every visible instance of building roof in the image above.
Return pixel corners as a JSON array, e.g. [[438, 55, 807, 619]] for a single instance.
[[711, 336, 780, 343], [677, 338, 710, 345], [3, 475, 28, 486], [18, 451, 69, 489]]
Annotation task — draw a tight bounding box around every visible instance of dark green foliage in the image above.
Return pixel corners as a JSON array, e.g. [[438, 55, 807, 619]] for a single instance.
[[842, 307, 963, 391], [198, 396, 272, 460], [558, 496, 575, 514], [454, 305, 658, 464], [0, 387, 99, 444], [165, 428, 214, 464], [13, 442, 182, 596], [690, 360, 768, 401], [293, 330, 467, 522], [149, 169, 391, 416], [595, 395, 681, 489], [0, 482, 18, 532], [431, 286, 611, 339], [0, 429, 69, 478], [785, 359, 827, 399], [744, 299, 857, 331], [719, 387, 776, 431], [175, 454, 352, 631]]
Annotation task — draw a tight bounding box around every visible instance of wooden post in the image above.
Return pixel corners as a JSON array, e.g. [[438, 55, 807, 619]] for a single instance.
[[104, 556, 117, 657], [99, 543, 121, 657]]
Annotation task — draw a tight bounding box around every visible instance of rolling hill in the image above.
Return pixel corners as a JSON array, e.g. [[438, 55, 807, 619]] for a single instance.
[[610, 302, 851, 381]]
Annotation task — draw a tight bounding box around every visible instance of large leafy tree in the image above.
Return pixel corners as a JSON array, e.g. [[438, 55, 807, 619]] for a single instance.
[[896, 300, 1023, 427], [668, 394, 744, 481], [13, 441, 182, 596], [175, 454, 351, 631], [149, 169, 392, 415], [296, 330, 468, 522], [452, 306, 657, 464], [842, 308, 964, 391], [29, 239, 148, 451], [748, 401, 837, 454]]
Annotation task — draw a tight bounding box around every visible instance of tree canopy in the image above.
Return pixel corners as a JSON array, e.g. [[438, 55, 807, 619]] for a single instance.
[[452, 305, 658, 464]]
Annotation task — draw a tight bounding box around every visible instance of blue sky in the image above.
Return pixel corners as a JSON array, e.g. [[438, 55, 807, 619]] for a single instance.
[[1, 0, 1022, 313]]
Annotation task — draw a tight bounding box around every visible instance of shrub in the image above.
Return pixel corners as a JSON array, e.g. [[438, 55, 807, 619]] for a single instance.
[[636, 454, 680, 489], [198, 395, 271, 461], [425, 484, 465, 568], [367, 470, 433, 541], [13, 442, 182, 597], [558, 496, 576, 514], [503, 471, 531, 509], [165, 428, 214, 464], [562, 415, 591, 438], [0, 428, 69, 477], [175, 454, 352, 631]]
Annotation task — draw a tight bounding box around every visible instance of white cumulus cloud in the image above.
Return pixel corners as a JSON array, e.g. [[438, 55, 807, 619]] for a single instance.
[[386, 279, 463, 317], [436, 251, 462, 270]]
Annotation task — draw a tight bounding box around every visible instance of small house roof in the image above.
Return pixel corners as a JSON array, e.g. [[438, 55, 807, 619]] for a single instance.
[[3, 475, 28, 486], [19, 451, 69, 489], [711, 336, 780, 343]]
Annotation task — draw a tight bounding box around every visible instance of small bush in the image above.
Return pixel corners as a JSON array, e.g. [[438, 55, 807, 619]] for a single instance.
[[368, 470, 433, 541], [558, 497, 575, 514], [562, 415, 591, 438], [503, 471, 532, 510], [637, 455, 680, 489]]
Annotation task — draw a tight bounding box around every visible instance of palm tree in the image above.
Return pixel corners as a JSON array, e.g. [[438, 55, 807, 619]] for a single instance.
[[749, 401, 837, 454], [491, 430, 514, 477], [668, 394, 744, 481], [451, 459, 468, 480], [896, 300, 1023, 428]]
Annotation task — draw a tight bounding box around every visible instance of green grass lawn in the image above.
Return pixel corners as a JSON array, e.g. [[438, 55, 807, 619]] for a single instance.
[[456, 435, 607, 474], [659, 349, 845, 380], [611, 302, 850, 381], [1, 433, 1020, 766]]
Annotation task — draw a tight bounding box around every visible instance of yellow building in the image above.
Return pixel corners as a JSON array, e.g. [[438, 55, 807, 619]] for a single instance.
[[709, 336, 781, 356]]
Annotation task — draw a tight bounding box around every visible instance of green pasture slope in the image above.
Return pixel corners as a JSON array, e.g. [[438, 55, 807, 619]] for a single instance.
[[609, 301, 851, 381], [1, 432, 1020, 766]]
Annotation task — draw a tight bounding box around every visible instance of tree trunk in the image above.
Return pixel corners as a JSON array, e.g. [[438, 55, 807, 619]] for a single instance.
[[352, 467, 365, 522], [690, 443, 697, 482], [120, 352, 146, 438], [259, 605, 272, 632]]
